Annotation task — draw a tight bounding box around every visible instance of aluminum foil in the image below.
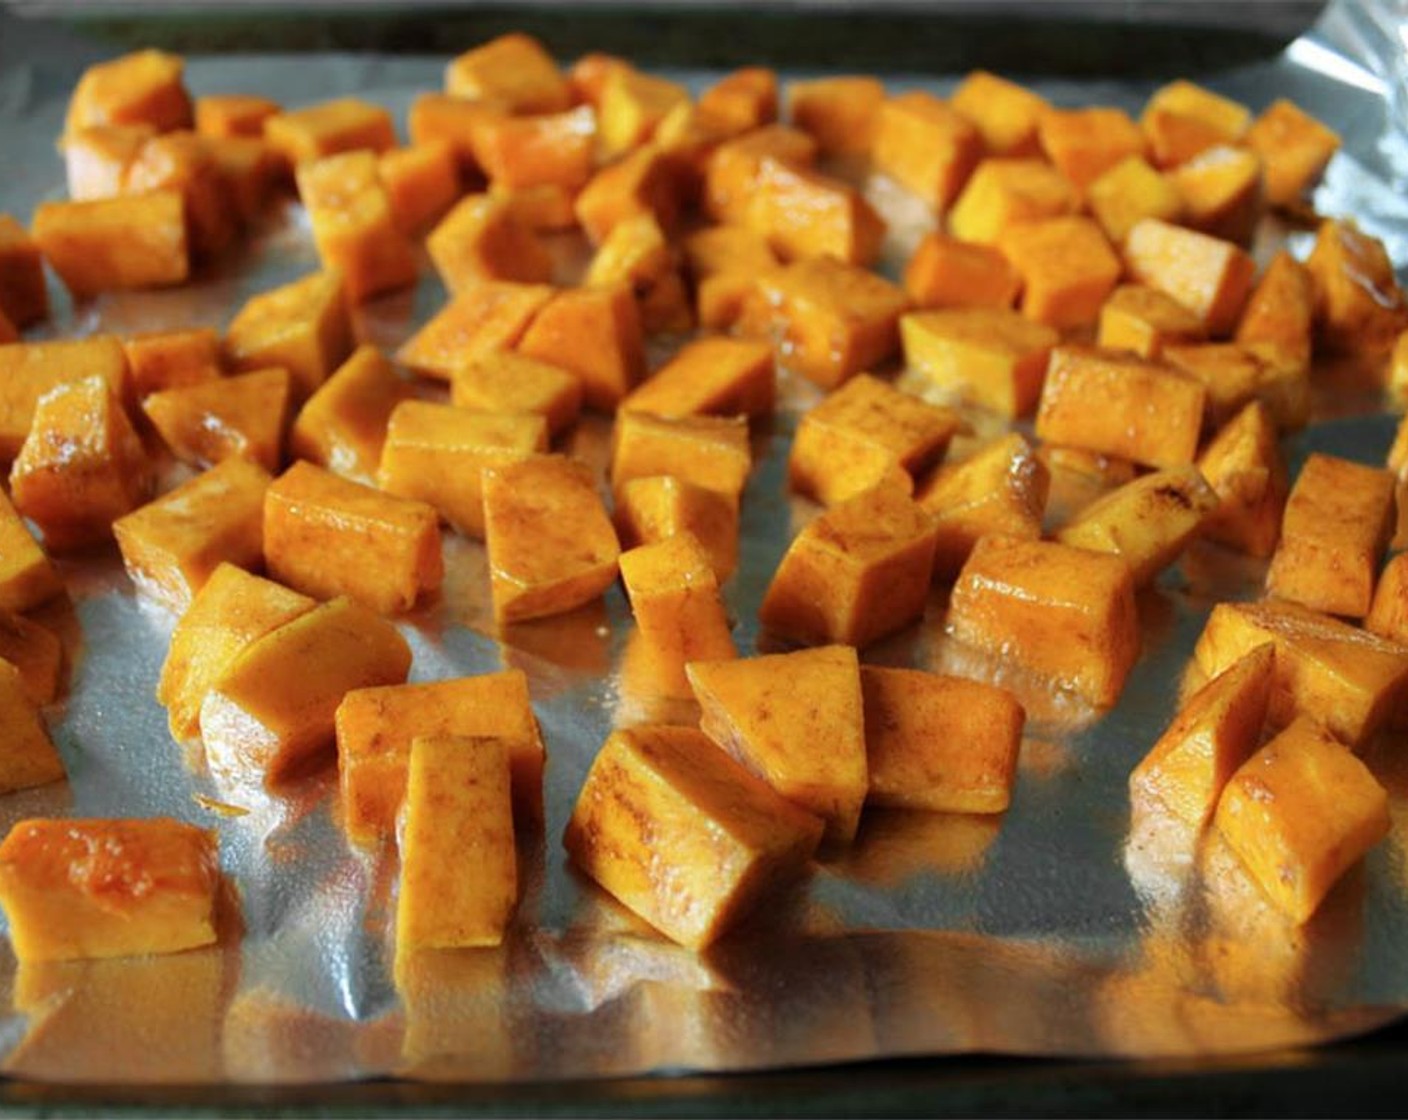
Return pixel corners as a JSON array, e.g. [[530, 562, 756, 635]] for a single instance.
[[2, 0, 1408, 1085]]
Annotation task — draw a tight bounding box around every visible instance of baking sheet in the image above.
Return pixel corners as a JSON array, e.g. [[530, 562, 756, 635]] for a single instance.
[[2, 0, 1408, 1085]]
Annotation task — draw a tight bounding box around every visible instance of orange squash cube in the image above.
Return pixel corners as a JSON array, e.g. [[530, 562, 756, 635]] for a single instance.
[[1236, 250, 1314, 380], [682, 225, 781, 330], [872, 92, 982, 211], [65, 50, 192, 135], [620, 532, 736, 681], [0, 819, 219, 963], [951, 70, 1049, 157], [584, 213, 692, 334], [378, 401, 548, 539], [997, 215, 1120, 329], [516, 283, 645, 411], [788, 372, 958, 506], [1087, 155, 1183, 245], [1244, 99, 1340, 209], [1306, 219, 1408, 357], [398, 280, 553, 382], [1140, 80, 1250, 167], [746, 158, 884, 267], [1164, 340, 1307, 430], [569, 52, 631, 107], [123, 131, 238, 259], [471, 105, 596, 193], [427, 194, 553, 291], [1038, 106, 1146, 196], [289, 344, 413, 484], [1367, 552, 1408, 645], [224, 270, 353, 401], [482, 455, 620, 624], [407, 92, 507, 177], [1124, 217, 1254, 336], [123, 328, 222, 399], [949, 534, 1140, 707], [575, 145, 679, 245], [565, 724, 823, 948], [10, 377, 151, 552], [0, 490, 62, 614], [0, 662, 64, 793], [0, 609, 62, 706], [194, 94, 280, 139], [378, 142, 462, 234], [786, 75, 885, 156], [451, 351, 582, 437], [611, 412, 751, 504], [1172, 144, 1264, 244], [947, 158, 1078, 245], [598, 67, 689, 158], [760, 480, 938, 650], [1196, 401, 1288, 559], [207, 134, 280, 225], [901, 307, 1058, 417], [264, 97, 394, 166], [113, 457, 270, 614], [446, 33, 571, 114], [704, 125, 818, 226], [614, 475, 739, 585], [0, 336, 129, 460], [621, 336, 774, 420], [33, 192, 188, 299], [337, 670, 545, 843], [862, 666, 1025, 813], [903, 232, 1019, 311], [687, 644, 866, 848], [264, 461, 442, 614], [1215, 716, 1388, 924], [697, 67, 777, 135], [489, 182, 580, 232], [1097, 284, 1204, 360], [0, 216, 50, 329], [143, 367, 290, 472], [61, 124, 154, 201]]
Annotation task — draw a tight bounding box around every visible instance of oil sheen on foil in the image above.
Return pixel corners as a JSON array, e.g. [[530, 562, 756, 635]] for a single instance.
[[0, 0, 1407, 1085]]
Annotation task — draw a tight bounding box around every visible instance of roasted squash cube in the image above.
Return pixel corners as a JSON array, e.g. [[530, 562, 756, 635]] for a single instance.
[[620, 532, 736, 685], [33, 192, 188, 299], [611, 412, 751, 504], [1087, 156, 1183, 245], [1038, 106, 1146, 196], [862, 666, 1025, 813], [471, 105, 595, 194], [445, 33, 571, 115], [786, 75, 885, 156], [202, 136, 276, 224], [704, 125, 818, 226], [0, 611, 62, 707], [1244, 99, 1340, 209], [1306, 219, 1408, 357], [264, 97, 394, 166], [1236, 250, 1315, 381], [61, 124, 154, 201], [565, 724, 823, 948], [0, 216, 50, 329], [682, 225, 781, 330], [427, 194, 553, 292], [1367, 552, 1408, 645], [0, 819, 218, 963], [688, 645, 865, 847], [224, 270, 353, 401], [0, 490, 62, 617], [1141, 80, 1250, 167], [598, 67, 689, 159], [451, 351, 582, 437], [947, 158, 1078, 245], [1164, 340, 1306, 431], [64, 50, 192, 134], [398, 281, 553, 382], [584, 213, 692, 334], [1196, 401, 1287, 559], [1173, 145, 1263, 246], [746, 158, 884, 268], [901, 307, 1058, 417], [949, 535, 1139, 706], [575, 145, 680, 245], [872, 92, 982, 211], [0, 662, 64, 793], [903, 232, 1019, 311], [1215, 716, 1388, 924], [113, 457, 270, 614], [950, 70, 1049, 157], [194, 93, 280, 139], [1124, 218, 1254, 336], [997, 215, 1120, 329], [622, 336, 774, 420], [788, 373, 958, 506], [614, 475, 739, 585], [489, 182, 580, 232], [407, 92, 508, 177], [123, 328, 223, 399], [143, 367, 290, 472], [289, 344, 413, 484], [378, 142, 462, 234], [1097, 284, 1204, 360], [516, 284, 646, 411], [0, 336, 129, 460], [123, 131, 238, 259], [698, 67, 778, 134], [264, 461, 442, 614]]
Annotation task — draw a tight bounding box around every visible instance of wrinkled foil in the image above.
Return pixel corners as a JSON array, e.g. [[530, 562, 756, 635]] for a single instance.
[[2, 0, 1408, 1086]]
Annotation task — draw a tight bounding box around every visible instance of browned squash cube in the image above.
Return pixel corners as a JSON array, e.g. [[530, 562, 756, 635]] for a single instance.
[[378, 142, 461, 234], [565, 724, 823, 948], [951, 70, 1049, 156], [482, 455, 620, 624], [863, 666, 1025, 813], [614, 476, 739, 585], [407, 92, 508, 177], [584, 213, 692, 334], [903, 233, 1019, 311], [0, 611, 61, 707], [1097, 284, 1204, 360], [65, 49, 192, 134], [0, 662, 65, 794], [123, 328, 223, 399], [516, 284, 646, 411], [575, 145, 679, 245], [1215, 716, 1388, 924], [0, 489, 62, 615], [947, 158, 1078, 245], [123, 131, 237, 259], [682, 225, 781, 330], [451, 351, 582, 437], [113, 457, 270, 614], [194, 93, 280, 139], [611, 412, 751, 505], [688, 644, 866, 847], [264, 97, 395, 166], [698, 67, 778, 134], [61, 124, 154, 201], [1124, 218, 1255, 336], [903, 306, 1058, 417], [1196, 400, 1288, 559], [598, 68, 689, 158], [1265, 453, 1394, 620], [760, 480, 938, 649], [746, 159, 884, 268], [786, 75, 884, 155], [445, 32, 569, 113], [428, 194, 553, 292], [1086, 156, 1183, 245], [916, 432, 1049, 580], [143, 367, 290, 473], [1244, 98, 1340, 209], [996, 215, 1121, 329], [0, 216, 50, 329], [1306, 219, 1408, 358], [1035, 345, 1206, 469], [1038, 106, 1146, 196], [224, 270, 353, 401], [0, 819, 219, 963], [1366, 552, 1408, 646], [622, 336, 774, 420], [620, 533, 736, 681], [0, 336, 129, 460], [398, 281, 553, 382], [10, 376, 151, 551], [33, 192, 188, 299], [949, 535, 1139, 707], [1237, 251, 1315, 380], [289, 344, 413, 484], [470, 105, 596, 194], [872, 92, 982, 211], [1164, 340, 1307, 431], [789, 373, 958, 506], [1140, 80, 1249, 167], [1172, 145, 1264, 245], [199, 131, 279, 223], [704, 125, 817, 225]]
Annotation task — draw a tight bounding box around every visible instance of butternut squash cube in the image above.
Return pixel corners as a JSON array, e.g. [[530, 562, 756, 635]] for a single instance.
[[338, 671, 545, 843], [611, 412, 751, 504], [704, 125, 818, 226], [0, 490, 62, 614], [451, 351, 582, 437], [901, 307, 1058, 417], [916, 432, 1049, 580], [123, 328, 222, 399], [746, 158, 884, 267], [471, 105, 596, 193], [1265, 452, 1394, 620], [198, 137, 277, 222], [614, 475, 739, 584], [289, 344, 413, 484], [1124, 217, 1254, 336], [263, 97, 394, 166], [123, 131, 238, 259], [688, 645, 866, 847], [396, 735, 517, 952], [621, 336, 774, 420], [1236, 250, 1315, 380], [1306, 219, 1408, 357], [786, 75, 885, 156], [489, 182, 580, 232], [143, 367, 290, 472], [1035, 344, 1206, 469], [788, 372, 958, 506], [903, 233, 1019, 311], [264, 461, 442, 614], [949, 535, 1139, 706], [1172, 144, 1264, 245], [1195, 401, 1288, 559], [682, 225, 781, 330], [1244, 98, 1340, 209], [1038, 106, 1146, 196], [584, 213, 692, 334], [482, 455, 620, 624], [64, 50, 192, 134], [620, 533, 736, 680], [1087, 155, 1183, 245], [751, 257, 910, 389], [0, 216, 50, 329], [1366, 552, 1408, 645], [10, 377, 151, 552], [0, 336, 129, 460], [0, 819, 219, 963], [157, 563, 316, 740], [61, 124, 153, 201], [760, 478, 937, 649], [445, 33, 571, 115], [1141, 80, 1250, 167], [698, 67, 778, 135], [200, 596, 412, 786], [33, 192, 188, 299], [1194, 598, 1408, 748], [575, 145, 679, 245], [652, 102, 731, 203], [1215, 716, 1388, 924], [0, 663, 64, 794], [378, 401, 548, 539], [516, 284, 646, 412], [378, 142, 461, 235], [947, 158, 1078, 245], [194, 93, 280, 139], [1097, 284, 1204, 360], [862, 666, 1025, 813], [569, 52, 631, 107], [565, 724, 823, 948], [1130, 643, 1273, 829], [0, 611, 61, 706], [1055, 464, 1218, 587], [598, 68, 689, 159], [872, 92, 982, 211], [224, 270, 353, 401], [1164, 341, 1307, 431], [407, 92, 507, 177], [113, 457, 271, 614], [997, 215, 1120, 329], [427, 194, 553, 292], [398, 280, 553, 382], [950, 70, 1049, 157]]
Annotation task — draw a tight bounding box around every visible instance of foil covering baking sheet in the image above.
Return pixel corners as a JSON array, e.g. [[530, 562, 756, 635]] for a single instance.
[[1, 0, 1408, 1085]]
